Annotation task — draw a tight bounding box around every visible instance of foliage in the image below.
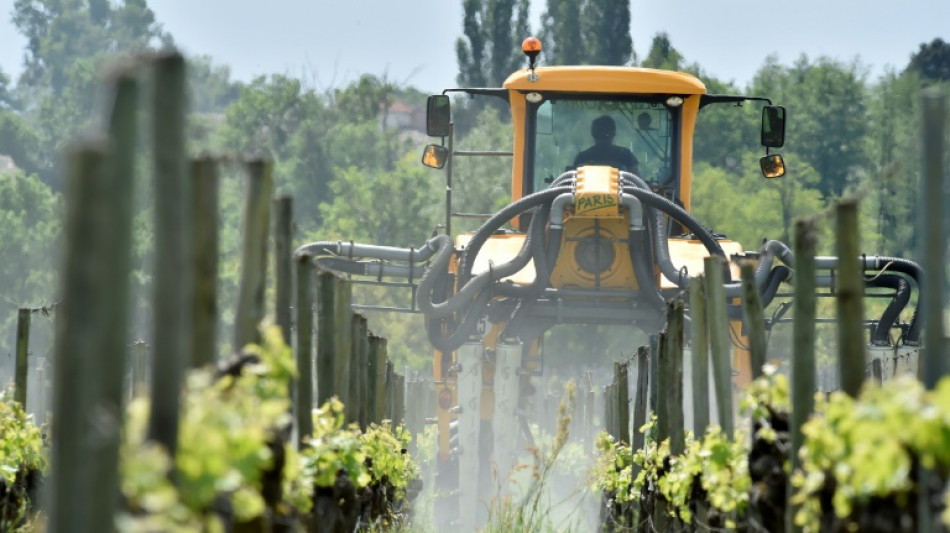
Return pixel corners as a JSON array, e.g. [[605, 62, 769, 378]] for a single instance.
[[907, 38, 950, 82], [118, 326, 419, 531], [11, 0, 171, 187], [790, 376, 950, 532], [456, 0, 532, 87], [120, 327, 297, 529], [540, 0, 633, 67], [0, 391, 46, 530], [640, 32, 683, 71], [360, 423, 419, 501], [0, 172, 61, 360], [485, 381, 579, 533]]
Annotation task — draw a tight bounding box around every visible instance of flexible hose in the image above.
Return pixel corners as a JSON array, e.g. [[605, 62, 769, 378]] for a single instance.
[[865, 273, 912, 345], [426, 290, 493, 353], [417, 203, 552, 319], [459, 186, 572, 287]]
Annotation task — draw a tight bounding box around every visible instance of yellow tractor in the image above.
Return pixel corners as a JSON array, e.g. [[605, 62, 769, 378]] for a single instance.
[[297, 38, 922, 527]]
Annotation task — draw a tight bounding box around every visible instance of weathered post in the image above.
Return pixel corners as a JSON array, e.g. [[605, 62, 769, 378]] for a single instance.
[[190, 156, 219, 368], [385, 361, 395, 421], [666, 296, 686, 456], [788, 219, 818, 533], [131, 341, 148, 397], [148, 52, 191, 460], [91, 70, 140, 533], [632, 346, 649, 454], [395, 373, 406, 427], [295, 253, 314, 445], [348, 314, 367, 425], [655, 331, 669, 443], [614, 361, 630, 445], [49, 143, 108, 533], [704, 255, 734, 437], [15, 308, 30, 407], [921, 88, 948, 389], [233, 159, 274, 350], [648, 334, 659, 420], [836, 199, 865, 398], [918, 87, 948, 533], [316, 270, 339, 405], [688, 275, 710, 434], [630, 346, 649, 485], [367, 336, 382, 423], [740, 260, 768, 380], [334, 277, 353, 408], [604, 382, 616, 441], [274, 196, 293, 343], [374, 338, 388, 423]]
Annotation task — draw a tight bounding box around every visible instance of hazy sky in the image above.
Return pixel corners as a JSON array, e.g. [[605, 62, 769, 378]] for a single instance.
[[2, 0, 949, 93]]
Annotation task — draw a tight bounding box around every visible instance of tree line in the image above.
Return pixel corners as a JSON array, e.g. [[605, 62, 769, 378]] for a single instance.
[[0, 0, 948, 367]]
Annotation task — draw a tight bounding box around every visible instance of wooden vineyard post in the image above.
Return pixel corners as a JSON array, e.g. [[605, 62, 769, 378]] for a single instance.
[[90, 69, 139, 533], [132, 341, 148, 398], [14, 308, 30, 407], [295, 254, 314, 445], [648, 334, 659, 421], [316, 270, 339, 405], [367, 336, 382, 424], [385, 361, 395, 421], [148, 52, 191, 459], [836, 200, 866, 398], [788, 219, 818, 533], [604, 382, 616, 442], [190, 156, 219, 368], [919, 88, 948, 533], [655, 331, 669, 443], [921, 88, 948, 389], [585, 373, 596, 450], [274, 196, 293, 344], [349, 314, 367, 426], [334, 277, 353, 409], [614, 361, 630, 445], [374, 338, 388, 423], [51, 109, 135, 529], [689, 275, 710, 435], [666, 296, 686, 456], [632, 346, 649, 457], [233, 158, 273, 350], [704, 256, 734, 436], [740, 260, 768, 380], [395, 373, 406, 427], [50, 144, 108, 533]]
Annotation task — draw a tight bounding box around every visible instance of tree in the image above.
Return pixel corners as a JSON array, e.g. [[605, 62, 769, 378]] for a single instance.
[[219, 75, 334, 227], [749, 55, 871, 198], [539, 0, 582, 66], [188, 55, 242, 114], [456, 0, 531, 87], [0, 171, 61, 358], [907, 38, 950, 82], [13, 0, 170, 95], [581, 0, 633, 66], [641, 32, 683, 71], [11, 0, 172, 187]]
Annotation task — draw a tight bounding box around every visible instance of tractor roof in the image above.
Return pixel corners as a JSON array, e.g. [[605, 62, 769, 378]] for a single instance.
[[503, 66, 707, 96]]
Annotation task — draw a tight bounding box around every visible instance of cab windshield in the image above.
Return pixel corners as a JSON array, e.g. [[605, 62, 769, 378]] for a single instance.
[[530, 95, 678, 194]]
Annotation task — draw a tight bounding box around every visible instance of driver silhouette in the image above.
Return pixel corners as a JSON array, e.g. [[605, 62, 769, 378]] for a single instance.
[[573, 115, 639, 174]]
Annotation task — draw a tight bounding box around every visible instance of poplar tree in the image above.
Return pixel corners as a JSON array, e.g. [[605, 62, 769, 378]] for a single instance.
[[456, 0, 531, 87]]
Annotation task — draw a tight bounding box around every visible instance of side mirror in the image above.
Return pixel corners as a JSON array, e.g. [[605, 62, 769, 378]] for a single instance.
[[760, 154, 786, 178], [426, 95, 451, 137], [761, 105, 786, 148], [422, 144, 448, 169]]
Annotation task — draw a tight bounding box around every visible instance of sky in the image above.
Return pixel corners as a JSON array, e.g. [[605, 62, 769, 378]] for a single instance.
[[1, 0, 949, 94]]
